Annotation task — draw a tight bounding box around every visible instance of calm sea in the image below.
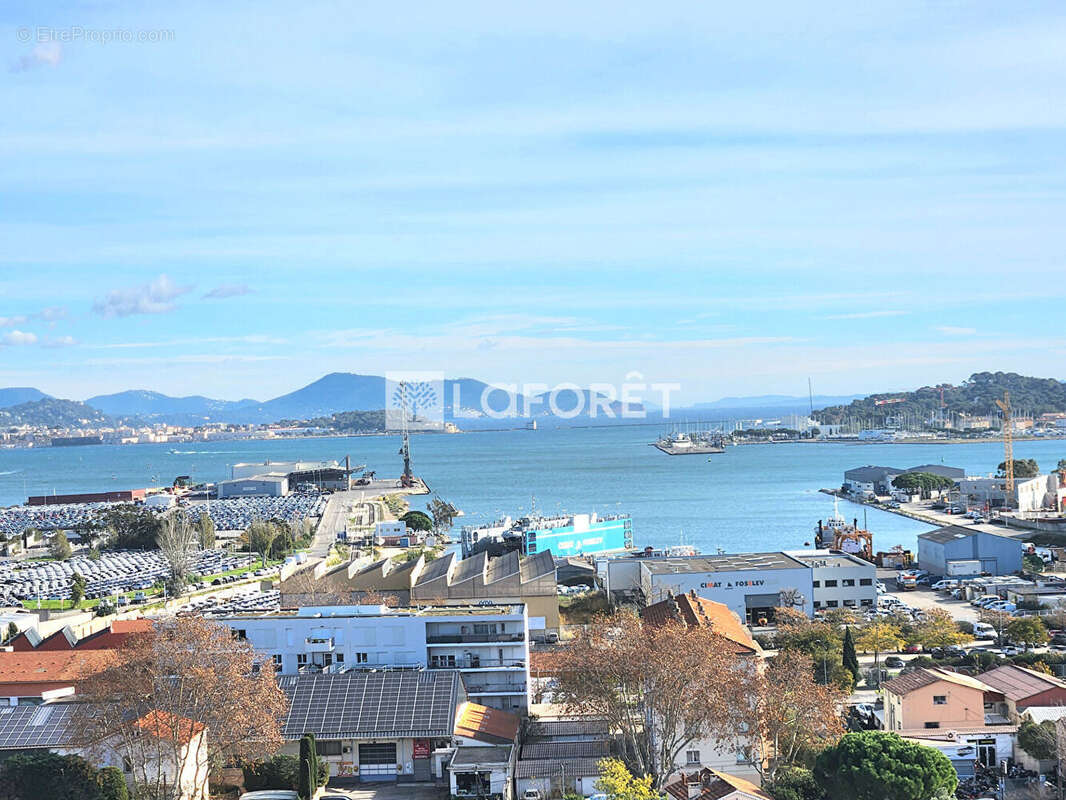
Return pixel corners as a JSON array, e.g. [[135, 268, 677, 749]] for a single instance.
[[2, 428, 1063, 554]]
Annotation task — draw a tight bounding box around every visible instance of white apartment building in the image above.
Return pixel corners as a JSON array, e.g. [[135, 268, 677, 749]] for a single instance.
[[216, 603, 530, 713]]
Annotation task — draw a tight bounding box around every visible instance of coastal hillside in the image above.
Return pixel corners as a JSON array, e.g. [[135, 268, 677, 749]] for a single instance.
[[815, 371, 1066, 425], [0, 398, 113, 428], [85, 389, 260, 423]]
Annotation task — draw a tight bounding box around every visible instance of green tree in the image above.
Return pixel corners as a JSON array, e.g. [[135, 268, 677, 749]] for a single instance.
[[769, 766, 823, 800], [998, 458, 1040, 479], [50, 531, 72, 560], [814, 731, 957, 800], [842, 627, 860, 685], [891, 472, 956, 499], [913, 609, 971, 650], [594, 757, 663, 800], [95, 505, 162, 550], [298, 733, 318, 800], [98, 766, 129, 800], [400, 510, 433, 531], [1017, 718, 1057, 761], [1057, 458, 1066, 473], [196, 512, 216, 549], [244, 521, 278, 568], [87, 546, 101, 560], [855, 623, 904, 687], [243, 754, 300, 791], [428, 496, 459, 533], [0, 751, 106, 800], [70, 571, 86, 607], [4, 621, 18, 643], [1007, 615, 1049, 648]]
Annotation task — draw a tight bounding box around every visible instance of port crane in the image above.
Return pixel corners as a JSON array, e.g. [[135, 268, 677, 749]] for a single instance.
[[397, 381, 415, 488], [995, 391, 1014, 507]]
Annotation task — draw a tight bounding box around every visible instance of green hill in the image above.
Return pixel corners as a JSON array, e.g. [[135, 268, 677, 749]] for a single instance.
[[0, 398, 114, 428], [815, 372, 1066, 426]]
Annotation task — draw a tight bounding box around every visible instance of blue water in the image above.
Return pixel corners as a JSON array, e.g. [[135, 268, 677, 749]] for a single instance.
[[2, 428, 1063, 553]]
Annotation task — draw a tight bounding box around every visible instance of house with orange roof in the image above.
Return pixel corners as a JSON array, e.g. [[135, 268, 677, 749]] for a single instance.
[[882, 667, 1006, 732], [449, 702, 520, 799], [8, 617, 153, 651], [0, 649, 117, 704], [641, 591, 763, 785], [665, 768, 773, 800]]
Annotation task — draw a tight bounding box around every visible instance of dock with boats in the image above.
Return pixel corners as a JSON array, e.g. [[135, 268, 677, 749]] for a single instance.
[[652, 426, 727, 455]]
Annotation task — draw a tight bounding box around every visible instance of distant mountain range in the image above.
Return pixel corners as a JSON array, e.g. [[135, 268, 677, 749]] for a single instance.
[[6, 371, 1061, 431]]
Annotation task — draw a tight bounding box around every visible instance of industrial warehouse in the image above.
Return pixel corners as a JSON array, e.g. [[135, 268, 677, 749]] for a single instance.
[[603, 548, 877, 623]]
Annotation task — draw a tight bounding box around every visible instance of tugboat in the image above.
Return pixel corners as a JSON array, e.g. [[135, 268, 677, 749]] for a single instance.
[[815, 497, 874, 561]]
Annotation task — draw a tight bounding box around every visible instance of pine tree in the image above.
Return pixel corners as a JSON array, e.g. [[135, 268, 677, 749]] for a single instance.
[[842, 626, 860, 683]]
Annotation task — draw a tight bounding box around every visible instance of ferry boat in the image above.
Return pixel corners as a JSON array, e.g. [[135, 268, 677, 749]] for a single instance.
[[461, 510, 633, 559]]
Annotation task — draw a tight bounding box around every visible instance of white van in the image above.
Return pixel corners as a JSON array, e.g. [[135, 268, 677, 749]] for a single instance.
[[239, 792, 299, 800], [973, 622, 996, 639]]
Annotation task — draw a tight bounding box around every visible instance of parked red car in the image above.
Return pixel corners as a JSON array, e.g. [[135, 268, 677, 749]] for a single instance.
[[903, 643, 923, 654]]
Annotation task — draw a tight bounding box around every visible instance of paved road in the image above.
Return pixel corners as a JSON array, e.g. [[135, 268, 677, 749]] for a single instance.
[[310, 480, 428, 557], [321, 784, 445, 800]]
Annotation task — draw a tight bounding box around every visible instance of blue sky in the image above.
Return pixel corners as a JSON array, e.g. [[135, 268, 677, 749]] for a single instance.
[[2, 1, 1065, 404]]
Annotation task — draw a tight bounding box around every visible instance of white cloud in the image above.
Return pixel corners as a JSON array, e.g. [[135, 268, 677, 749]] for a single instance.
[[35, 306, 68, 321], [10, 42, 61, 74], [0, 315, 28, 327], [0, 330, 37, 346], [42, 335, 78, 348], [92, 274, 193, 318], [203, 283, 252, 299], [934, 325, 978, 336]]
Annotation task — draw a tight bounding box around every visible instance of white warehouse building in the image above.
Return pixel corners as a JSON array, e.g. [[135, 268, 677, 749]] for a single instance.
[[215, 603, 531, 713]]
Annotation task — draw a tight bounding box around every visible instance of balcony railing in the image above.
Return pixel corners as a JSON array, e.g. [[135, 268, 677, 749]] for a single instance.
[[304, 637, 335, 653], [464, 683, 527, 694], [425, 632, 525, 644], [429, 658, 526, 669]]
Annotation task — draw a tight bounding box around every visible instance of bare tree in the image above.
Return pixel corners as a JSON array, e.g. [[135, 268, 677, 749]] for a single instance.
[[75, 617, 287, 800], [724, 649, 845, 786], [554, 611, 737, 788], [157, 515, 198, 597]]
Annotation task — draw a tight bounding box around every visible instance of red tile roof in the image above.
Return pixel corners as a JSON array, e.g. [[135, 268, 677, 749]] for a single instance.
[[0, 650, 117, 686], [134, 711, 205, 745], [641, 591, 760, 654], [76, 619, 154, 649], [665, 768, 772, 800], [454, 702, 521, 745]]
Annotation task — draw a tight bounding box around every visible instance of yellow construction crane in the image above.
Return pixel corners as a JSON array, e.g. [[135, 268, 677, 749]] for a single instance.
[[995, 391, 1014, 505]]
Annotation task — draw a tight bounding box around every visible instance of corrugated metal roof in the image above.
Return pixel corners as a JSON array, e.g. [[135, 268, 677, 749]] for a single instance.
[[515, 757, 604, 778]]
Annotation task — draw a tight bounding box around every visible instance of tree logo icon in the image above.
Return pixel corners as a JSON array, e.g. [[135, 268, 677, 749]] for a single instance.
[[385, 371, 445, 431]]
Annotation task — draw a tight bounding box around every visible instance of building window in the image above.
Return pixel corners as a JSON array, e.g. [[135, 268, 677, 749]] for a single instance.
[[686, 750, 701, 765], [843, 599, 856, 607], [316, 740, 343, 756], [232, 629, 247, 640], [826, 600, 838, 608], [355, 652, 368, 664], [335, 653, 344, 663], [812, 581, 821, 588], [860, 578, 873, 586], [272, 654, 282, 669], [432, 654, 456, 668], [824, 580, 838, 588], [843, 579, 855, 587], [297, 654, 308, 666], [860, 599, 873, 607], [925, 722, 940, 729], [812, 601, 822, 609], [933, 695, 947, 705]]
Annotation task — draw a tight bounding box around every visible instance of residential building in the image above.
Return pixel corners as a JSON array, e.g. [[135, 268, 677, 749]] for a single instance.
[[0, 650, 117, 704], [215, 603, 530, 712], [899, 729, 1015, 773], [664, 768, 773, 800], [0, 702, 209, 800], [8, 618, 153, 651], [448, 701, 520, 799], [787, 550, 878, 611], [641, 591, 762, 784], [977, 665, 1066, 718], [917, 526, 1024, 576], [882, 668, 1003, 732]]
